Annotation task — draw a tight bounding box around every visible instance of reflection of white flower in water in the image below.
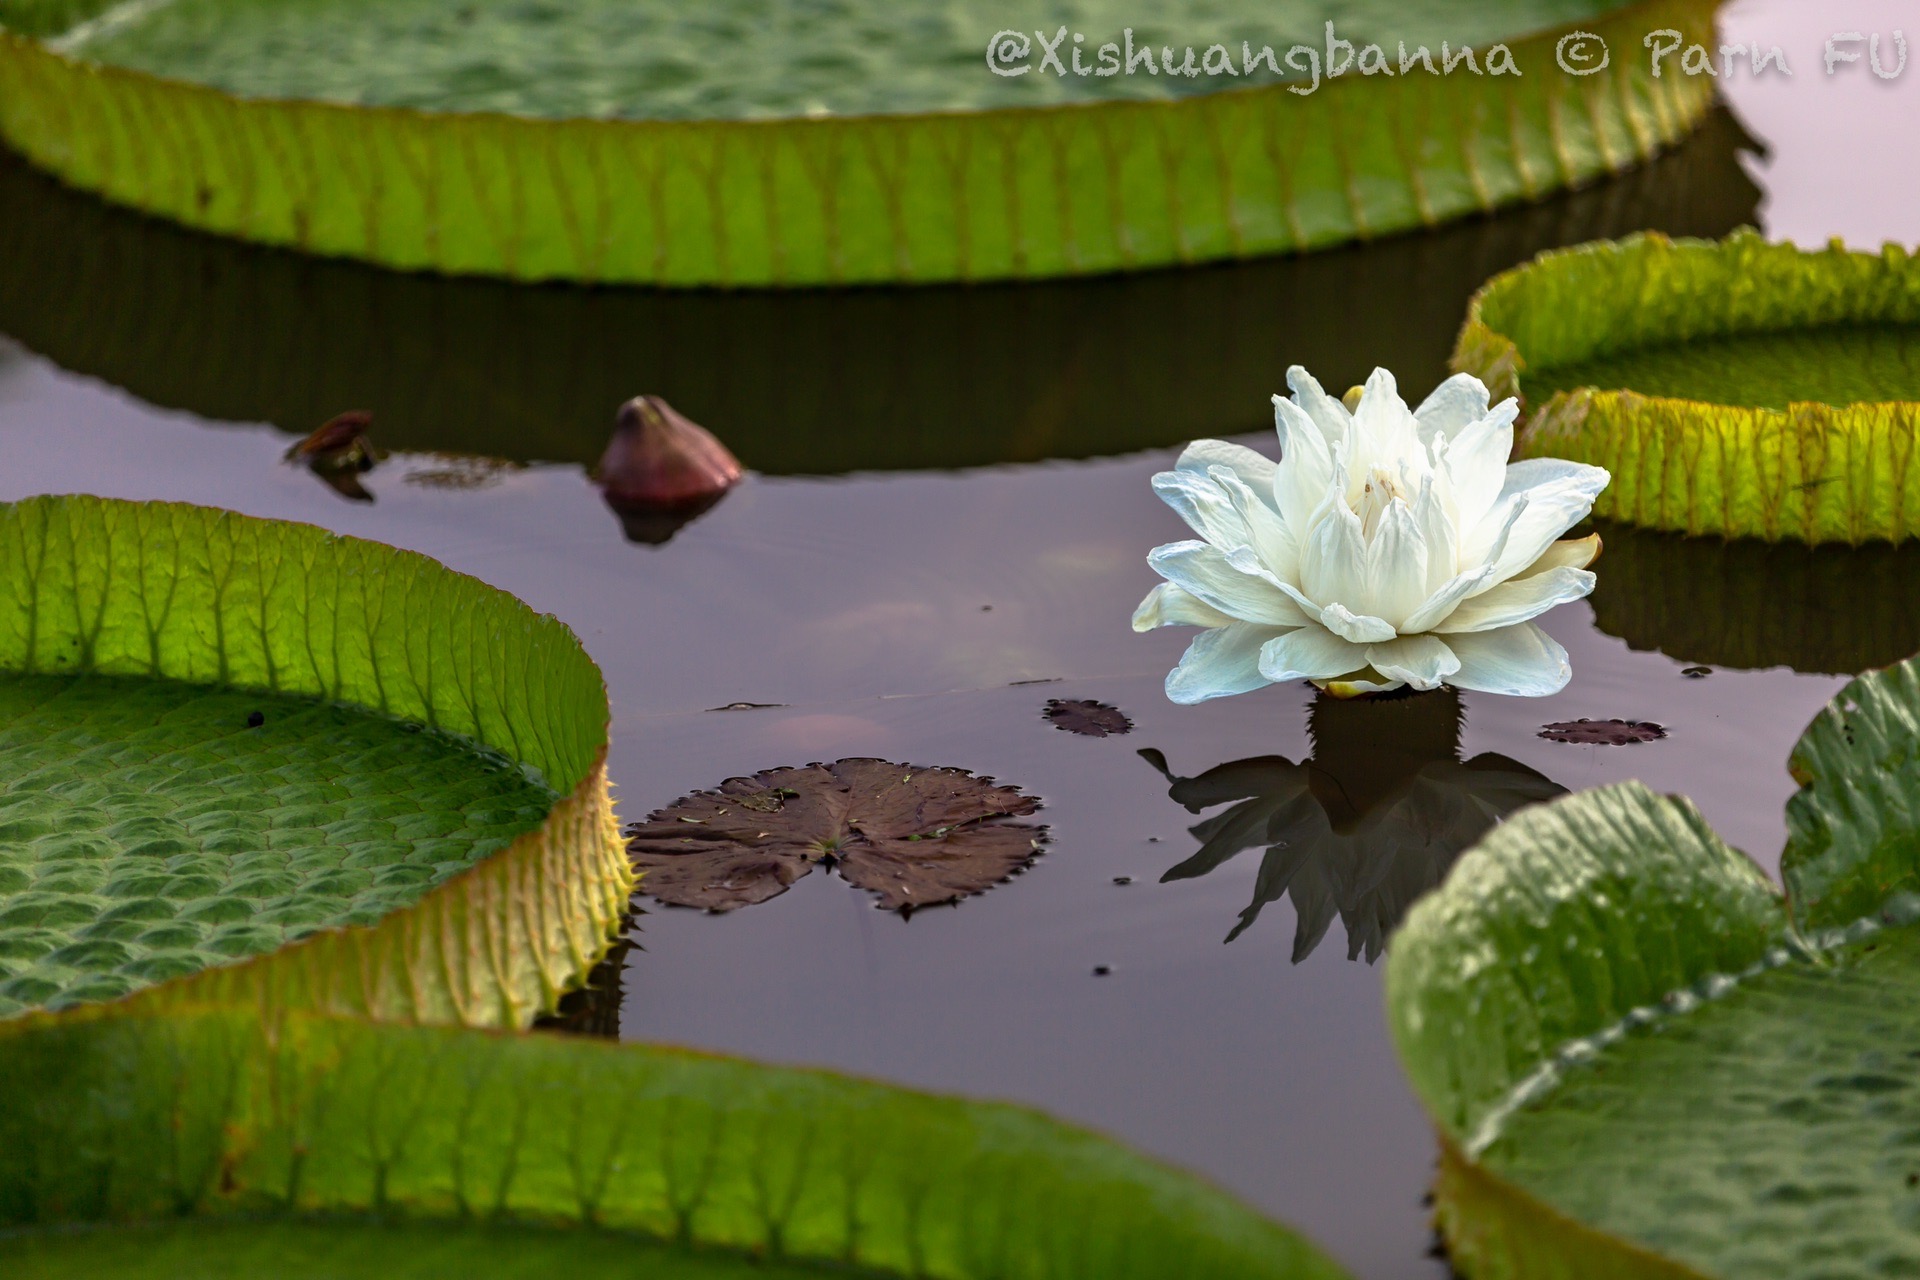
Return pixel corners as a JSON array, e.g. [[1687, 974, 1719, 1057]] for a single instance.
[[1133, 367, 1610, 699], [1144, 690, 1564, 960]]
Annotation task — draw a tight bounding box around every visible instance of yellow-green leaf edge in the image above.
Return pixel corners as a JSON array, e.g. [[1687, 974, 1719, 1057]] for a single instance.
[[0, 0, 1717, 286], [1455, 229, 1920, 545], [0, 494, 631, 1029]]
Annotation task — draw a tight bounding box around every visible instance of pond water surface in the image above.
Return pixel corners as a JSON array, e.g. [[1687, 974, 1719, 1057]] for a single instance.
[[1, 1, 1917, 1274]]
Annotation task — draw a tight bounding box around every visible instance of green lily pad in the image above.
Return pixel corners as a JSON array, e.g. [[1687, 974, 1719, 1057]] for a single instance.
[[1385, 653, 1920, 1278], [0, 1002, 1352, 1280], [1455, 230, 1920, 545], [0, 0, 1720, 284], [1588, 520, 1920, 675], [0, 674, 555, 1017], [1526, 324, 1920, 411], [0, 107, 1765, 475], [0, 495, 629, 1026]]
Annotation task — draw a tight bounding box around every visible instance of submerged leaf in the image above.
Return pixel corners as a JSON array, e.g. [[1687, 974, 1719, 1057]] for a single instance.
[[399, 452, 525, 490], [1387, 653, 1920, 1278], [628, 759, 1045, 913], [1043, 699, 1133, 738]]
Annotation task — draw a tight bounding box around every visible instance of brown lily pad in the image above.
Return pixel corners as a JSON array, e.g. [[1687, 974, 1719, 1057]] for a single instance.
[[1538, 719, 1668, 746], [1043, 699, 1133, 738], [626, 758, 1046, 914]]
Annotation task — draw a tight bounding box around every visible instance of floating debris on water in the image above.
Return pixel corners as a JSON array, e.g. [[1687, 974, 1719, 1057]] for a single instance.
[[1539, 719, 1668, 746], [1044, 698, 1133, 737]]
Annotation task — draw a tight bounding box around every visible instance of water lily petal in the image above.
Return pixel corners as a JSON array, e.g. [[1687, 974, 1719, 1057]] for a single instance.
[[1414, 374, 1493, 443], [1257, 623, 1371, 683], [1468, 461, 1611, 588], [1319, 601, 1398, 644], [1513, 532, 1602, 578], [1285, 366, 1352, 449], [1132, 582, 1240, 632], [1225, 547, 1329, 628], [1445, 622, 1572, 696], [1151, 469, 1253, 551], [1440, 400, 1517, 535], [1412, 473, 1459, 596], [1434, 566, 1595, 633], [1166, 623, 1285, 704], [1499, 455, 1612, 496], [1398, 497, 1529, 633], [1350, 368, 1420, 473], [1149, 541, 1309, 626], [1272, 396, 1336, 529], [1363, 497, 1430, 628], [1210, 465, 1300, 584], [1298, 500, 1368, 615], [1176, 438, 1278, 494], [1365, 634, 1462, 690]]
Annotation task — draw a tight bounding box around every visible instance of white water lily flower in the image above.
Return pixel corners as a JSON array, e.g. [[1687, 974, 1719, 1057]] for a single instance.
[[1134, 366, 1610, 701]]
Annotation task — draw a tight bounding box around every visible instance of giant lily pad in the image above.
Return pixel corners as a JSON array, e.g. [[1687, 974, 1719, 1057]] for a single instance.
[[0, 0, 1718, 285], [628, 759, 1045, 914], [0, 495, 629, 1026], [1588, 520, 1920, 675], [0, 110, 1764, 475], [1455, 230, 1920, 544], [1386, 653, 1920, 1278], [0, 999, 1350, 1278]]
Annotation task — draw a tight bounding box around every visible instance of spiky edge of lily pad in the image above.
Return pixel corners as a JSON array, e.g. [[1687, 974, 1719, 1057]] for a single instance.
[[0, 0, 1717, 286], [1455, 229, 1920, 545], [0, 495, 630, 1027]]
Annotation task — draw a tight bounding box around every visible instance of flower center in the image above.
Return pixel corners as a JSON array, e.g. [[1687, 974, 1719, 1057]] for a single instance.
[[1355, 466, 1410, 538]]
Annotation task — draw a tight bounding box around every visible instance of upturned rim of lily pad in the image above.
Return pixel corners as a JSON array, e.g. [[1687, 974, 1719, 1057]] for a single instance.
[[1454, 228, 1920, 545], [1385, 652, 1920, 1277], [0, 495, 631, 1028], [0, 0, 1719, 285]]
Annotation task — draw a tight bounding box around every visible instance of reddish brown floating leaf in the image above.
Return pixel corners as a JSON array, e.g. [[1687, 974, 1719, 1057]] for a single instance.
[[1538, 719, 1668, 746], [626, 758, 1046, 914], [1043, 699, 1133, 738]]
